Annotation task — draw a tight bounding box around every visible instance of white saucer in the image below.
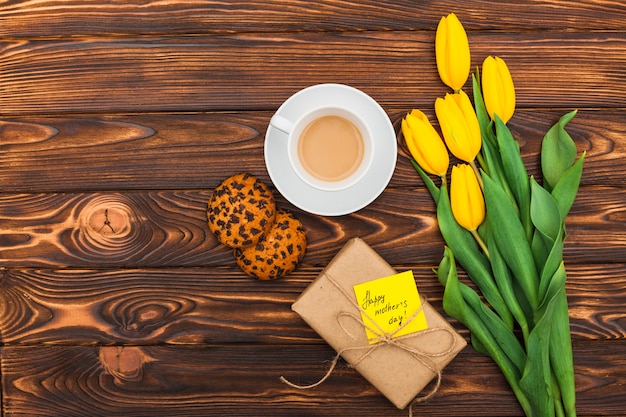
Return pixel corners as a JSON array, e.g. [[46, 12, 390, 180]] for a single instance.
[[264, 84, 397, 216]]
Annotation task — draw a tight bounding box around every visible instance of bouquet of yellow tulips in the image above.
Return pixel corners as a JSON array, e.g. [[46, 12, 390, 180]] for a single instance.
[[401, 13, 585, 417]]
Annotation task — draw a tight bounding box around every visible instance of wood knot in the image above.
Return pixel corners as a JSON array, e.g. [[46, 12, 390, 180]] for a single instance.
[[104, 296, 194, 337], [83, 198, 133, 239], [75, 195, 147, 262], [99, 346, 155, 384], [88, 207, 125, 236]]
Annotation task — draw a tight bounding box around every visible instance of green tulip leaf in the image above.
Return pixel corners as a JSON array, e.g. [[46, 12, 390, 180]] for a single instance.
[[494, 116, 532, 240], [470, 331, 490, 356], [537, 261, 567, 317], [541, 110, 578, 192], [520, 262, 569, 417], [530, 177, 562, 243], [522, 265, 568, 417], [531, 229, 552, 275], [479, 127, 515, 201], [466, 281, 528, 374], [551, 153, 585, 219], [549, 288, 577, 417], [483, 174, 539, 310], [437, 249, 531, 414], [487, 231, 532, 338], [439, 248, 526, 372], [520, 308, 556, 417], [537, 231, 565, 305], [472, 72, 493, 144], [438, 250, 524, 374], [437, 185, 514, 327]]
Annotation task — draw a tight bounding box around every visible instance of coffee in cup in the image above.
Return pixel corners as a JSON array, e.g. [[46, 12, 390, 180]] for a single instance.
[[270, 106, 373, 191], [298, 114, 364, 182]]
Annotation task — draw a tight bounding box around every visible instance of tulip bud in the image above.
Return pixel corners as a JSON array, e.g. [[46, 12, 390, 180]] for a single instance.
[[482, 56, 516, 124], [450, 164, 485, 231], [435, 13, 471, 92], [401, 109, 450, 177], [435, 90, 482, 163]]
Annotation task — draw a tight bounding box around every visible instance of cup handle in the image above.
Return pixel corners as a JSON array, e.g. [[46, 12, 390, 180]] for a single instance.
[[270, 114, 294, 134]]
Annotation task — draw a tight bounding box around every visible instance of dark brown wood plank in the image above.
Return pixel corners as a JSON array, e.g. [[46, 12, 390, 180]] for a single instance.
[[0, 264, 624, 345], [0, 108, 612, 192], [1, 341, 623, 416], [1, 32, 625, 115], [2, 0, 626, 38], [0, 190, 222, 268], [0, 184, 622, 268], [0, 114, 268, 192]]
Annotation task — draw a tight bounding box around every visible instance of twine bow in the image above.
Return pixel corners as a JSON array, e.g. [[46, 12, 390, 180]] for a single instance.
[[281, 273, 459, 414]]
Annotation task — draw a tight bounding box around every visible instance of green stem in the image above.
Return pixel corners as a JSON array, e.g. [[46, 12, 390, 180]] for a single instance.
[[470, 159, 485, 191], [552, 371, 566, 417], [471, 229, 490, 259], [438, 250, 533, 416]]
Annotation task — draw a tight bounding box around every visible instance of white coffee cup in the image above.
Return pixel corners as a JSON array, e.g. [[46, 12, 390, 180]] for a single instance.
[[264, 84, 397, 216], [269, 105, 374, 192]]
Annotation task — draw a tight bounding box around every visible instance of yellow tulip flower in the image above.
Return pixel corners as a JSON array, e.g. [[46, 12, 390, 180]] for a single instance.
[[435, 13, 471, 92], [450, 164, 485, 231], [401, 109, 450, 177], [435, 90, 482, 163], [482, 56, 516, 123]]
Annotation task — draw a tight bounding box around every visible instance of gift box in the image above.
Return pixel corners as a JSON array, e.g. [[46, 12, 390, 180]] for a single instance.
[[291, 238, 466, 409]]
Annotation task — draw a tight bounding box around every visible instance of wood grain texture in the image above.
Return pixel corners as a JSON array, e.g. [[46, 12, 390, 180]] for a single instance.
[[1, 341, 624, 416], [2, 0, 626, 38], [0, 108, 615, 192], [1, 184, 625, 268], [2, 1, 625, 416], [1, 32, 625, 115], [0, 265, 624, 346]]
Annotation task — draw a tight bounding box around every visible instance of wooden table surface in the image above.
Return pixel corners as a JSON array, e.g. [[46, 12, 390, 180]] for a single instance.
[[2, 1, 625, 416]]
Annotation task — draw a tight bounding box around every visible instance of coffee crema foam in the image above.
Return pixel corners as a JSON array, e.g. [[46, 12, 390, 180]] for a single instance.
[[297, 115, 365, 182]]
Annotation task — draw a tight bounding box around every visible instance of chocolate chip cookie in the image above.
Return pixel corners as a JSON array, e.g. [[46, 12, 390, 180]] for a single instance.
[[207, 172, 276, 248], [234, 209, 307, 280]]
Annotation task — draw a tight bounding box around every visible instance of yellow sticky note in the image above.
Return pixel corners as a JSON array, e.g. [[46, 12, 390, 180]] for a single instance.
[[353, 270, 428, 344]]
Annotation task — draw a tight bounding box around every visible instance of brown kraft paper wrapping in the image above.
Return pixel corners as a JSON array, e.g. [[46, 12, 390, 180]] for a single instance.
[[291, 238, 467, 409]]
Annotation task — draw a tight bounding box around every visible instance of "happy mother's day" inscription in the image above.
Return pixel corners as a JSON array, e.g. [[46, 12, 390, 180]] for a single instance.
[[353, 270, 428, 344]]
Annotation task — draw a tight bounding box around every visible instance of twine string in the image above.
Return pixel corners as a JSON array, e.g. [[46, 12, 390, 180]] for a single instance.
[[280, 273, 458, 407]]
